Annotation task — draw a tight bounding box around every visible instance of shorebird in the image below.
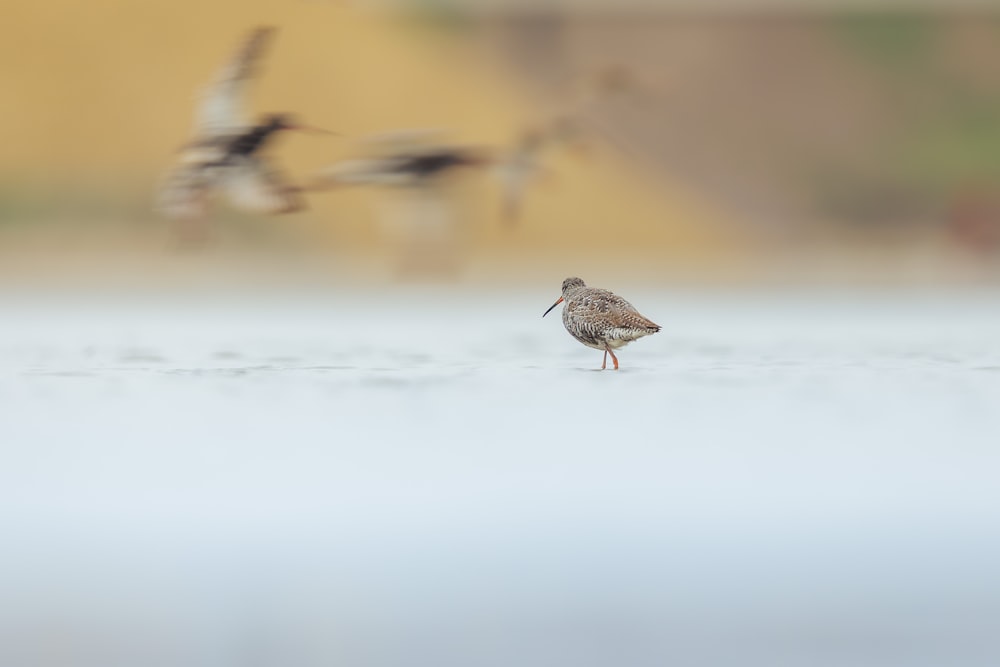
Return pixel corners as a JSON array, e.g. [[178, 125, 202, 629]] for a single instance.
[[493, 116, 585, 223], [308, 132, 491, 276], [309, 131, 491, 190], [491, 68, 643, 224], [157, 26, 331, 227], [543, 277, 660, 370], [312, 149, 490, 189]]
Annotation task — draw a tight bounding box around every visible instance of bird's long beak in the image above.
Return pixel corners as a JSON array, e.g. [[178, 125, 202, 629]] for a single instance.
[[542, 296, 564, 318]]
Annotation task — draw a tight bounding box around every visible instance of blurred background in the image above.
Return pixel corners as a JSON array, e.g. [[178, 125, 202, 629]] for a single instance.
[[4, 0, 1000, 285], [4, 2, 1000, 667]]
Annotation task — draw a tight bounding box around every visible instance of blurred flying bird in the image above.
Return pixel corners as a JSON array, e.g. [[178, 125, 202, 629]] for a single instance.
[[543, 64, 650, 161], [493, 116, 586, 224], [309, 131, 491, 276], [543, 277, 660, 370], [156, 26, 331, 229], [310, 132, 491, 190], [489, 67, 644, 224], [312, 150, 491, 189]]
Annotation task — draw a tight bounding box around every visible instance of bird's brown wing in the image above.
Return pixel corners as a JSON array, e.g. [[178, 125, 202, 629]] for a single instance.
[[593, 289, 661, 333], [196, 26, 276, 136], [222, 157, 305, 214]]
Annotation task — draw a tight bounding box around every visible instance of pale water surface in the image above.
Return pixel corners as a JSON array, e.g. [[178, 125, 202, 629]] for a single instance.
[[2, 287, 1000, 667]]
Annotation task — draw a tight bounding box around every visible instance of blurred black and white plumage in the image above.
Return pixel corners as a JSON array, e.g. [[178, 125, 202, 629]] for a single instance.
[[156, 27, 325, 225], [310, 130, 492, 191]]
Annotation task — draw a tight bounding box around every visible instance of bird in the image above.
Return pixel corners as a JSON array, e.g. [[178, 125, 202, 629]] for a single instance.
[[156, 26, 331, 232], [307, 132, 492, 276], [543, 277, 660, 370], [311, 149, 490, 189], [493, 116, 585, 224], [491, 68, 644, 224], [309, 131, 491, 190]]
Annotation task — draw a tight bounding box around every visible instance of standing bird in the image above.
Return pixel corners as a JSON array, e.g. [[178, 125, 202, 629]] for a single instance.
[[156, 26, 330, 231], [543, 277, 660, 370]]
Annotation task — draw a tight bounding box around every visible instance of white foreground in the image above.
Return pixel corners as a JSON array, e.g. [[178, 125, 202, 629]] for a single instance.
[[2, 287, 1000, 667]]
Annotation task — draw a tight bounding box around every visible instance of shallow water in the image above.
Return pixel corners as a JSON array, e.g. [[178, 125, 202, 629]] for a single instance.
[[3, 287, 1000, 666]]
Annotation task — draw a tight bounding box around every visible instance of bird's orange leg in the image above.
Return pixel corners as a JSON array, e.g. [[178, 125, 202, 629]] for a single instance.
[[606, 347, 619, 370], [601, 350, 607, 370]]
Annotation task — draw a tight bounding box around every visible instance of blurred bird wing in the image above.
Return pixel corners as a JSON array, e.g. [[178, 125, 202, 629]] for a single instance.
[[222, 157, 304, 214], [195, 26, 275, 136], [156, 161, 222, 220]]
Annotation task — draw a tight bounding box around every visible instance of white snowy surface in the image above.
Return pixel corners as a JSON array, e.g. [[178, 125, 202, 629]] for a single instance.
[[2, 287, 1000, 666]]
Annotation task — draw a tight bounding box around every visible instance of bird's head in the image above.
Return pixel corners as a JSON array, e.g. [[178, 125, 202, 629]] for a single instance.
[[543, 277, 587, 317]]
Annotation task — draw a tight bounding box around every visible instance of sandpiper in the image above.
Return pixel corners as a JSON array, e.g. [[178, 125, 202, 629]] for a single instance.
[[543, 277, 660, 370], [157, 26, 331, 225]]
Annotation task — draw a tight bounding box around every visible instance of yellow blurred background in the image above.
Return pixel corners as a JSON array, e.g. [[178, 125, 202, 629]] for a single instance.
[[3, 1, 1000, 285]]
